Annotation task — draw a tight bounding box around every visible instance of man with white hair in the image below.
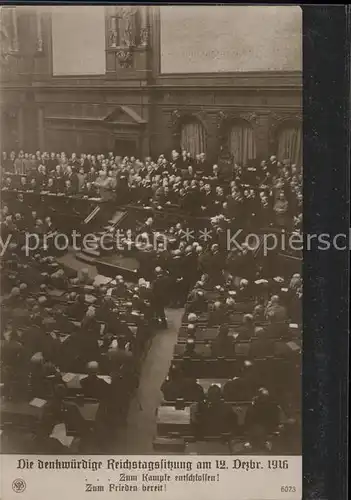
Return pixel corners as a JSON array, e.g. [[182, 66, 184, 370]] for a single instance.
[[265, 295, 287, 323], [140, 217, 154, 235], [93, 169, 115, 202], [78, 268, 94, 286], [81, 306, 100, 338], [208, 300, 228, 326], [186, 289, 207, 314]]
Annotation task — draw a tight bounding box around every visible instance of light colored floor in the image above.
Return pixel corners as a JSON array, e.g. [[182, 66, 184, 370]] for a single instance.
[[113, 308, 182, 454]]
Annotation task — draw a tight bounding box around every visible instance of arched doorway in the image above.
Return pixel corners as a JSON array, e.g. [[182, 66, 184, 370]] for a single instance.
[[227, 119, 256, 167], [276, 120, 302, 166], [179, 116, 207, 157]]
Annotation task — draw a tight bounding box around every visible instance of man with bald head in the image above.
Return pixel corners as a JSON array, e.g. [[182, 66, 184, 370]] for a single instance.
[[80, 361, 110, 400]]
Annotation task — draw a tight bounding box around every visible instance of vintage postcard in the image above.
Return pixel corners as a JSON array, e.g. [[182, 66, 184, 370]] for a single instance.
[[0, 5, 303, 499]]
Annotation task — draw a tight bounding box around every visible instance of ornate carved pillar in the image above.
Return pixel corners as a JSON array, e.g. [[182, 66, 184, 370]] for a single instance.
[[11, 8, 19, 52], [139, 6, 149, 47], [119, 6, 137, 48], [108, 14, 118, 48], [36, 11, 43, 52]]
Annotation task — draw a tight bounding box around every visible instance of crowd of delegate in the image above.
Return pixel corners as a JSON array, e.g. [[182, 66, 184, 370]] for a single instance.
[[1, 149, 302, 230], [155, 269, 301, 453], [0, 147, 302, 454]]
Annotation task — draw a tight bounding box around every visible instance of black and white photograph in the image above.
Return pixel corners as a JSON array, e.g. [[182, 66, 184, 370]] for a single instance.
[[1, 4, 303, 498]]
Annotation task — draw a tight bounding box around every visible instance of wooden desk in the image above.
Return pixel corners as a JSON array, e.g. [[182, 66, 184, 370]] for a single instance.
[[173, 343, 213, 357], [197, 378, 228, 393], [156, 406, 192, 436], [64, 400, 100, 423], [156, 401, 251, 433], [178, 327, 240, 342], [0, 400, 48, 428], [62, 373, 111, 390], [171, 358, 240, 378]]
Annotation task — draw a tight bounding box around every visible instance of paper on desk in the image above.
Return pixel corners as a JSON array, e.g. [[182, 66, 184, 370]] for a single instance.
[[289, 323, 299, 329], [93, 275, 113, 286], [62, 373, 76, 383], [98, 375, 112, 385], [29, 398, 47, 408], [287, 341, 300, 351], [50, 423, 74, 447]]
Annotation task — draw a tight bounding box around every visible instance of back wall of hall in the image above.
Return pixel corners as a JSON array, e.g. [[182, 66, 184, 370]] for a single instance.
[[0, 6, 302, 163]]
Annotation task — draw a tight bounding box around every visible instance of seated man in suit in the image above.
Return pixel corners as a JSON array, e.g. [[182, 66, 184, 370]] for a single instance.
[[223, 360, 258, 401], [80, 361, 110, 400], [223, 376, 248, 402], [182, 375, 205, 402], [186, 290, 208, 314], [43, 384, 88, 436], [186, 323, 197, 339], [81, 307, 100, 338], [191, 384, 238, 437], [235, 278, 252, 302], [211, 324, 234, 357], [161, 365, 185, 401], [237, 314, 257, 340], [208, 301, 228, 326], [66, 293, 87, 321], [110, 275, 129, 298], [183, 338, 203, 358], [245, 387, 280, 435], [253, 304, 265, 323], [50, 268, 69, 290], [225, 297, 236, 317], [60, 327, 100, 372], [265, 295, 287, 323], [265, 317, 290, 340], [29, 354, 62, 399]]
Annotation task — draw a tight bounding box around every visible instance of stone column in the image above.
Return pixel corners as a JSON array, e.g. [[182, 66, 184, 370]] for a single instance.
[[38, 107, 45, 151], [17, 107, 24, 149], [11, 8, 19, 52]]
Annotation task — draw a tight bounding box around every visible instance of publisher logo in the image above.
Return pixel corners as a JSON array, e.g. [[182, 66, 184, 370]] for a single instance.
[[12, 478, 26, 493]]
